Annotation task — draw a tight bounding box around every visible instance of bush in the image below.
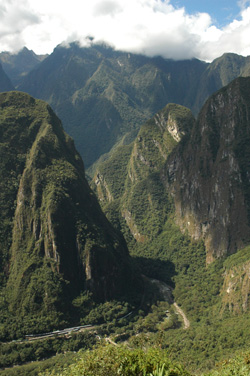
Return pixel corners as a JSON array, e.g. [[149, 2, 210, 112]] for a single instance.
[[40, 344, 191, 376]]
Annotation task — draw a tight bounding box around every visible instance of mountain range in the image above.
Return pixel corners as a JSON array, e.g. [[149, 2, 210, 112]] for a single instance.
[[2, 43, 250, 170], [1, 44, 250, 373]]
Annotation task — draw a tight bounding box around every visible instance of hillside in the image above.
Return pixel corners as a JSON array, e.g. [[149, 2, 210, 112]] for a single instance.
[[0, 91, 134, 339], [93, 103, 195, 243]]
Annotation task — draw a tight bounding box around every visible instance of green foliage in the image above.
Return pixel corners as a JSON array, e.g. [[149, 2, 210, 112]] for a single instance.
[[133, 302, 181, 334], [0, 352, 77, 376], [0, 331, 96, 369], [223, 245, 250, 269], [202, 352, 250, 376], [94, 102, 194, 246], [40, 344, 191, 376], [150, 364, 166, 376]]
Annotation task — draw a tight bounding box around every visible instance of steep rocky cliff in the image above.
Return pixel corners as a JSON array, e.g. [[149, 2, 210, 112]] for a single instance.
[[0, 91, 132, 333], [93, 103, 194, 242], [93, 79, 250, 266], [166, 77, 250, 263]]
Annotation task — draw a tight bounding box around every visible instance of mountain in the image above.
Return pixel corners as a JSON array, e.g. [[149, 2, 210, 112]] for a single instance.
[[93, 103, 195, 244], [92, 78, 250, 367], [0, 47, 48, 87], [0, 91, 133, 338], [94, 76, 250, 267], [18, 43, 207, 168], [17, 43, 250, 170], [167, 77, 250, 263], [0, 63, 14, 91], [1, 69, 250, 372], [193, 52, 250, 113]]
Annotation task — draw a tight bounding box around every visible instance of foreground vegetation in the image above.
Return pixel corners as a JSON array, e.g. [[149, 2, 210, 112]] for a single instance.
[[40, 344, 191, 376], [1, 342, 250, 376]]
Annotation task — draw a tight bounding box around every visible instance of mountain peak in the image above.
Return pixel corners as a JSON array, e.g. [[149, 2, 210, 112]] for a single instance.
[[0, 91, 133, 336]]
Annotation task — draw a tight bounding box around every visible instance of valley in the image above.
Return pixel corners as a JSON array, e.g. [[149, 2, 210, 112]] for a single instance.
[[0, 45, 250, 375]]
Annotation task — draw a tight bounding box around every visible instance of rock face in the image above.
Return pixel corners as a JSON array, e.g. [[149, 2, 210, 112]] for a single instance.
[[93, 103, 194, 242], [166, 77, 250, 263], [0, 91, 132, 327], [93, 79, 250, 265]]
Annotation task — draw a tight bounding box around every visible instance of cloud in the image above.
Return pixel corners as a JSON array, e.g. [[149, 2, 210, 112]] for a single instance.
[[0, 0, 250, 61], [0, 0, 40, 51], [200, 7, 250, 60], [93, 1, 122, 17], [238, 0, 250, 10]]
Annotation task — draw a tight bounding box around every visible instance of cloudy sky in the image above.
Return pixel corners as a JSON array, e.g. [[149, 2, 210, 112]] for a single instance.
[[1, 0, 250, 61]]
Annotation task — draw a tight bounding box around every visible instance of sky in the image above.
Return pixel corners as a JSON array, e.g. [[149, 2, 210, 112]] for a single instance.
[[1, 0, 250, 62]]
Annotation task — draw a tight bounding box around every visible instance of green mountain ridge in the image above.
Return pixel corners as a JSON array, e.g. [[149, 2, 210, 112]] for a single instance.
[[93, 103, 195, 244], [0, 91, 134, 338]]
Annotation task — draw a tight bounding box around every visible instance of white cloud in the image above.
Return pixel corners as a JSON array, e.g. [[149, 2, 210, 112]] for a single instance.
[[199, 7, 250, 61], [0, 0, 40, 51], [93, 1, 122, 17], [0, 0, 250, 61]]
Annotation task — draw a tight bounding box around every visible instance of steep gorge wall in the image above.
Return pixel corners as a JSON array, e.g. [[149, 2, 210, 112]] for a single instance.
[[166, 78, 250, 263]]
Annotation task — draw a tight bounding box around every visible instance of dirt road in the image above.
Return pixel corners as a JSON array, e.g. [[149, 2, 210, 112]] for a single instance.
[[173, 302, 190, 329], [150, 277, 190, 330]]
